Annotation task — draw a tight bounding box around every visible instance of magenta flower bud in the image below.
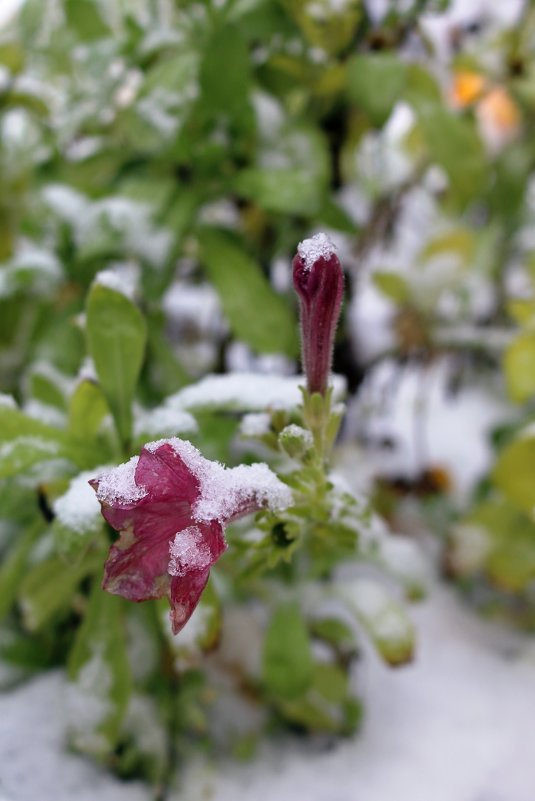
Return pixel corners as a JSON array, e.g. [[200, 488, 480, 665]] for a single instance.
[[292, 233, 344, 396]]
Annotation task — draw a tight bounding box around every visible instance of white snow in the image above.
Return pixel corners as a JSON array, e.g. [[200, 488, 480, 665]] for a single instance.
[[0, 394, 16, 409], [168, 526, 213, 576], [180, 587, 535, 801], [240, 413, 272, 438], [297, 233, 337, 271], [280, 424, 313, 448], [347, 357, 509, 499], [93, 267, 137, 300], [66, 648, 112, 755], [93, 456, 147, 505], [133, 405, 197, 439], [0, 0, 24, 29], [53, 471, 103, 535], [165, 372, 346, 413], [0, 672, 149, 801], [145, 437, 293, 523], [3, 588, 535, 800]]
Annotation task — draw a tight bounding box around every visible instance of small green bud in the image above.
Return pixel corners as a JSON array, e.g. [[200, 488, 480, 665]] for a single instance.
[[279, 424, 314, 459]]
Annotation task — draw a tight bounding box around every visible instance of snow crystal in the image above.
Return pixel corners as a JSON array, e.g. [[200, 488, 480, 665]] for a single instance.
[[93, 456, 147, 505], [168, 526, 212, 577], [166, 372, 346, 413], [53, 471, 103, 534], [297, 232, 337, 271]]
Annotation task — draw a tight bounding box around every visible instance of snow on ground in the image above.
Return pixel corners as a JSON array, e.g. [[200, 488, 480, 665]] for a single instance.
[[181, 586, 535, 801], [0, 672, 148, 801], [1, 586, 535, 801]]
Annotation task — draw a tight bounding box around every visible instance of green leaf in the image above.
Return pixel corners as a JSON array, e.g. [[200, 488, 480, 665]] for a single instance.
[[0, 521, 43, 621], [347, 53, 407, 126], [373, 271, 411, 304], [234, 123, 329, 215], [18, 554, 100, 631], [28, 371, 67, 411], [493, 436, 535, 514], [67, 584, 131, 757], [199, 227, 297, 356], [0, 406, 76, 478], [461, 498, 535, 591], [416, 105, 486, 207], [263, 602, 313, 698], [283, 0, 361, 55], [68, 379, 110, 441], [199, 25, 250, 116], [346, 579, 414, 666], [86, 284, 147, 447], [0, 41, 25, 73], [65, 0, 110, 41], [233, 167, 324, 215], [504, 332, 535, 403]]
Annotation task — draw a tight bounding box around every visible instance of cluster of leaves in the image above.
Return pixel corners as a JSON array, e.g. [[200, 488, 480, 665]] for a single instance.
[[5, 0, 535, 789], [0, 271, 420, 782]]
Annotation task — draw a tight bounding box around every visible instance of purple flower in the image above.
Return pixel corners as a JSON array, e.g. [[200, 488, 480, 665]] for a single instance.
[[90, 438, 292, 634], [293, 233, 344, 396]]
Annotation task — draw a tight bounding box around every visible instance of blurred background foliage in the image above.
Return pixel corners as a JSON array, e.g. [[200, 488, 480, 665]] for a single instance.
[[3, 0, 535, 788]]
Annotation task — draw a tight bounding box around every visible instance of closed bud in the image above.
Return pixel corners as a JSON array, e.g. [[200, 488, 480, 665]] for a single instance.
[[279, 423, 313, 459], [292, 233, 344, 396]]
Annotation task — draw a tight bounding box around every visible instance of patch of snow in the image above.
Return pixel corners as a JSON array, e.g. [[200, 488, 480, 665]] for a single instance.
[[93, 456, 147, 505], [23, 400, 66, 428], [145, 438, 293, 523], [166, 372, 346, 413], [194, 461, 292, 523], [77, 357, 98, 383], [66, 648, 112, 754], [53, 471, 103, 535], [180, 586, 535, 801], [0, 671, 149, 801], [168, 526, 213, 576], [0, 436, 60, 468], [133, 405, 197, 439], [93, 266, 138, 300], [162, 281, 226, 337], [297, 233, 337, 270], [0, 394, 16, 409], [347, 357, 509, 499], [240, 413, 272, 438], [42, 184, 88, 226]]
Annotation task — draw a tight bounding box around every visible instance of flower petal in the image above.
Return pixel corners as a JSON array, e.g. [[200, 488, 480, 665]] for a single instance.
[[167, 520, 226, 634]]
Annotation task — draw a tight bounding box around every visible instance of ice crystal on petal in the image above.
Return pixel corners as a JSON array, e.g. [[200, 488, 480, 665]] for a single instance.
[[169, 526, 213, 577], [93, 456, 147, 505]]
